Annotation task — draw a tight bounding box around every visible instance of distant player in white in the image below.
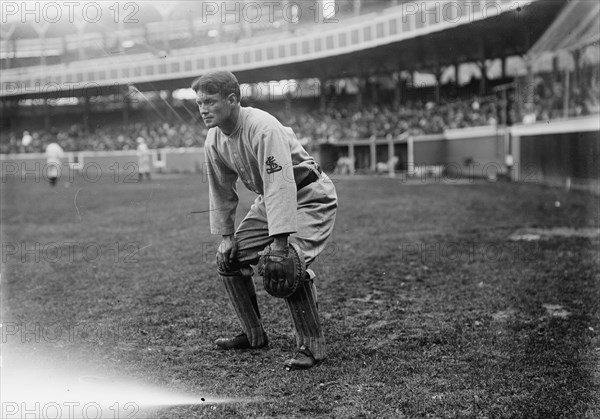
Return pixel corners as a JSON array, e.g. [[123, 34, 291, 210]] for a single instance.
[[45, 142, 64, 186], [136, 137, 152, 181], [22, 131, 33, 149], [193, 71, 337, 370]]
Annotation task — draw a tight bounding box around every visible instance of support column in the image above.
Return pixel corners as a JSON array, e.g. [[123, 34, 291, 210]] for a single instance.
[[4, 26, 16, 69], [9, 38, 17, 69], [356, 77, 365, 108], [122, 87, 131, 127], [370, 137, 376, 172], [44, 99, 51, 130], [525, 55, 534, 110], [393, 71, 401, 111], [319, 78, 327, 112], [573, 49, 581, 91], [348, 142, 356, 174], [407, 136, 414, 176], [116, 19, 124, 55], [388, 137, 395, 178], [510, 133, 520, 182], [370, 76, 378, 104], [501, 56, 507, 79], [478, 61, 487, 96], [82, 96, 90, 132], [563, 68, 570, 118], [434, 67, 442, 103], [454, 63, 460, 84], [164, 89, 175, 119]]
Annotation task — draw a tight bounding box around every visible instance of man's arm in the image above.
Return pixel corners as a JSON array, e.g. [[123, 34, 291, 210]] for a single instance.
[[205, 142, 239, 235], [256, 127, 298, 237]]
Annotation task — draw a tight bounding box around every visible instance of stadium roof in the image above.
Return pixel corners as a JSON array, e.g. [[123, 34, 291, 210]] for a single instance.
[[235, 0, 566, 82], [529, 0, 600, 55]]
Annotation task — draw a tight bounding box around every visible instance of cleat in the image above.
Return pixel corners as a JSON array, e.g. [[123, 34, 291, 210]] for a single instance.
[[283, 345, 319, 371], [215, 332, 268, 350]]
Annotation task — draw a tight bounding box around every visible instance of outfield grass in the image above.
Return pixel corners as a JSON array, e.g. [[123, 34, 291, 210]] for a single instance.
[[2, 173, 599, 418]]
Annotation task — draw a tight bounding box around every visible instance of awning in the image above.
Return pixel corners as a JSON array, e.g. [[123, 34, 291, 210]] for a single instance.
[[529, 0, 600, 55]]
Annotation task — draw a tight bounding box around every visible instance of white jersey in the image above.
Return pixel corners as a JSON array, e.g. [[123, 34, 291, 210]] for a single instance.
[[45, 143, 64, 177], [204, 106, 317, 237], [137, 143, 151, 173]]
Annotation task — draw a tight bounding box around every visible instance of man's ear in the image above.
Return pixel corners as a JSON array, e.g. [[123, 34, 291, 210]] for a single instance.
[[227, 93, 238, 106]]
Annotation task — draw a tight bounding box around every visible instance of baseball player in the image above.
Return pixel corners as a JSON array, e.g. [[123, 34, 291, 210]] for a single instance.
[[193, 71, 337, 370], [136, 137, 152, 181], [45, 141, 64, 186]]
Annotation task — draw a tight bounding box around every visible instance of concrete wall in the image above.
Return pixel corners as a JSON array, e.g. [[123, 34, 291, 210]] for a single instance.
[[511, 116, 600, 193]]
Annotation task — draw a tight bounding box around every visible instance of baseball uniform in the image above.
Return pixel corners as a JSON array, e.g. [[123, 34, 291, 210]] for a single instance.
[[45, 142, 64, 186], [205, 106, 337, 361]]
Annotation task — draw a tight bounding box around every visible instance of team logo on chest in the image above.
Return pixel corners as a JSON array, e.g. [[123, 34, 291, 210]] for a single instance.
[[265, 156, 282, 174]]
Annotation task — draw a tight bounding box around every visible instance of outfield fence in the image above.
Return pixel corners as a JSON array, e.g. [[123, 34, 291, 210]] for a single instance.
[[318, 115, 599, 193], [0, 147, 205, 182]]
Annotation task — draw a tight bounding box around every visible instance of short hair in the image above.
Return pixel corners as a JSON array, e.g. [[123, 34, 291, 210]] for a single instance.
[[191, 71, 241, 99]]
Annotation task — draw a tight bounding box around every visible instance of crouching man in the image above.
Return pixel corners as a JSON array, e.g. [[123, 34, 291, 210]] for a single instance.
[[194, 71, 337, 370]]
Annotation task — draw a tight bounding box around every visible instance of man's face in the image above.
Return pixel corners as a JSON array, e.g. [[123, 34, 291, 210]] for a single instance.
[[196, 90, 233, 129]]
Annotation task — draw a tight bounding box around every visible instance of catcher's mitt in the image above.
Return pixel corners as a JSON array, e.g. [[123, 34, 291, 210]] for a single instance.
[[258, 242, 306, 298]]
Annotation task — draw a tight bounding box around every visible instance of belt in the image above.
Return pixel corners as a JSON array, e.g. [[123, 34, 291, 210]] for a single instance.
[[296, 164, 322, 191]]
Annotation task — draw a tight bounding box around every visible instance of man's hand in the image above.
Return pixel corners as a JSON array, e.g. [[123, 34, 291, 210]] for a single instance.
[[270, 234, 289, 251], [217, 235, 238, 272], [258, 241, 306, 298]]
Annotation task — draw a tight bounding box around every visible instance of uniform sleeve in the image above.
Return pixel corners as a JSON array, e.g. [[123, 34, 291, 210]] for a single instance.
[[256, 127, 298, 236], [205, 142, 239, 235]]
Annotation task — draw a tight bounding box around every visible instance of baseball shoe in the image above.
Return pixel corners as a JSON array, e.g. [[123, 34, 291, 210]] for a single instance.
[[214, 332, 268, 350], [283, 345, 319, 371]]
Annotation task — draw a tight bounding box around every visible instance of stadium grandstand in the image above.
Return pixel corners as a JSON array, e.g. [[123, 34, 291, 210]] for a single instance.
[[1, 0, 598, 190]]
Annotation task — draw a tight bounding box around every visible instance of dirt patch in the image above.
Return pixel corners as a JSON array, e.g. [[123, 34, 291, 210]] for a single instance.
[[509, 227, 600, 241], [492, 309, 517, 322], [542, 304, 572, 319]]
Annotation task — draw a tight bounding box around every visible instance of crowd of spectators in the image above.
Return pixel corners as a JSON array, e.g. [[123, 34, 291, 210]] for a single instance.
[[522, 70, 600, 123], [0, 120, 208, 155], [1, 97, 498, 154], [2, 69, 598, 154], [277, 97, 498, 144]]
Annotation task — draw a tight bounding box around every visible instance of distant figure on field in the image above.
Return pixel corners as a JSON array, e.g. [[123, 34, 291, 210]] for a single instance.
[[22, 131, 33, 150], [136, 137, 152, 181], [45, 142, 64, 186]]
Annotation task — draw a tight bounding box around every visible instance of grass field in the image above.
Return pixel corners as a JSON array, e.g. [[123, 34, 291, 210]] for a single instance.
[[1, 172, 599, 418]]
